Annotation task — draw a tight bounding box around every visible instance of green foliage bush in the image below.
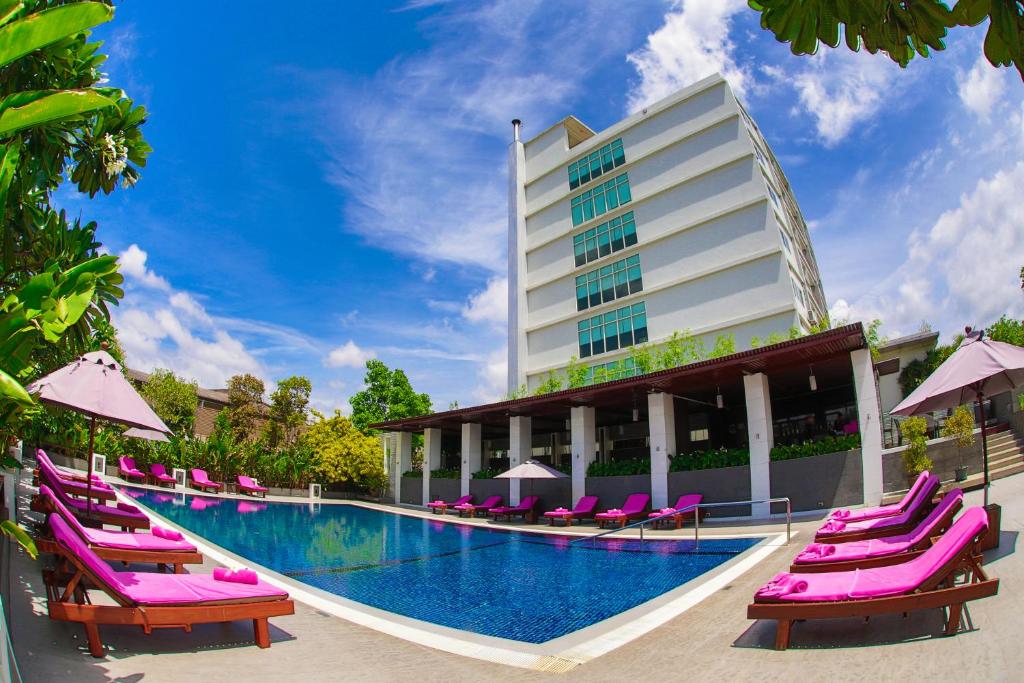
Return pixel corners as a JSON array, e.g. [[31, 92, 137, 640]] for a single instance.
[[900, 416, 933, 475], [402, 469, 422, 478], [769, 434, 861, 461], [430, 468, 460, 479], [471, 468, 502, 479], [586, 458, 650, 477], [670, 447, 749, 471]]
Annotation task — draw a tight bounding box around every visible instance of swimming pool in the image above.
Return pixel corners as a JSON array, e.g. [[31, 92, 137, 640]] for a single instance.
[[121, 488, 762, 644]]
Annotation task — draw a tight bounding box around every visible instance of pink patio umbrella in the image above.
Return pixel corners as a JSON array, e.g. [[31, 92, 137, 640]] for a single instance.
[[892, 327, 1024, 505], [124, 427, 170, 442], [26, 349, 171, 516]]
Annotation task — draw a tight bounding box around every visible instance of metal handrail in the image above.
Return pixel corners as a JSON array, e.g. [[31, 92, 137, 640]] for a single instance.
[[571, 497, 791, 546]]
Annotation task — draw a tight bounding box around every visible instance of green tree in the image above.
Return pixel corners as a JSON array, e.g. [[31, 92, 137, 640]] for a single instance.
[[987, 314, 1024, 346], [349, 359, 431, 433], [533, 371, 563, 395], [749, 1, 1024, 79], [226, 373, 265, 442], [708, 333, 736, 359], [900, 416, 933, 475], [628, 344, 656, 375], [565, 355, 589, 388], [139, 368, 198, 437], [264, 375, 312, 448], [305, 410, 387, 492]]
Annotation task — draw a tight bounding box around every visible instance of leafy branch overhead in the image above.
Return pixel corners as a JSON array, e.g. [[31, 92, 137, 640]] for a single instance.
[[749, 0, 1024, 78]]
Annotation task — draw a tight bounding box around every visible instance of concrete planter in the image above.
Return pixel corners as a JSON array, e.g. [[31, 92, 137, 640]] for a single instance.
[[468, 478, 509, 505], [400, 477, 423, 505], [882, 435, 983, 492], [428, 477, 460, 505], [770, 449, 864, 513], [585, 474, 652, 511], [669, 465, 751, 517]]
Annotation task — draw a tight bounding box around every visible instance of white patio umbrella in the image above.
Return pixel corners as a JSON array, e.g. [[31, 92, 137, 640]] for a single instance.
[[892, 327, 1024, 506], [495, 459, 568, 502]]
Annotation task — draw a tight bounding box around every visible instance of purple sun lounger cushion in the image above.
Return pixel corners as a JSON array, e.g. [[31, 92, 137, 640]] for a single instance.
[[36, 453, 113, 493], [41, 472, 149, 526], [756, 507, 988, 603], [595, 493, 650, 521], [828, 471, 930, 523], [427, 495, 472, 509], [39, 485, 197, 553], [149, 463, 177, 484], [649, 493, 703, 519], [455, 495, 502, 514], [191, 469, 223, 490], [795, 489, 963, 565], [118, 456, 147, 480], [489, 496, 539, 515], [816, 475, 938, 537], [544, 495, 599, 518], [48, 515, 287, 606], [238, 475, 268, 493]]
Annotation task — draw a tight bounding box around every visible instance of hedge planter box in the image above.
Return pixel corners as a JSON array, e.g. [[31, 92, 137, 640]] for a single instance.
[[668, 465, 751, 517], [428, 478, 461, 506], [881, 436, 983, 493], [770, 449, 863, 513], [400, 478, 423, 505], [469, 478, 509, 505], [585, 474, 651, 510], [526, 478, 572, 512]]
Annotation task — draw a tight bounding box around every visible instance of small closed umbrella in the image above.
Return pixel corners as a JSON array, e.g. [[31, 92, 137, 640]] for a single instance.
[[26, 350, 171, 516], [495, 459, 568, 504], [892, 327, 1024, 506]]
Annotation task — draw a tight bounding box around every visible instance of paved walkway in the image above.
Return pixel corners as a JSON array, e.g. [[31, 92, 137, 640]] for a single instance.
[[8, 474, 1022, 682]]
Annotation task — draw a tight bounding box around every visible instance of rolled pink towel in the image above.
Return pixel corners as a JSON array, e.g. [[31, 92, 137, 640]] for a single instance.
[[829, 509, 851, 520], [796, 543, 836, 562], [151, 526, 183, 541], [606, 508, 622, 515], [660, 507, 676, 514], [554, 507, 568, 513], [756, 573, 809, 599], [432, 500, 445, 505], [117, 502, 140, 513], [818, 519, 846, 534], [213, 567, 258, 585]]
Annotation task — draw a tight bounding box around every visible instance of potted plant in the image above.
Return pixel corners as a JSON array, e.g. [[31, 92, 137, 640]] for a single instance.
[[941, 405, 975, 482], [900, 417, 933, 482]]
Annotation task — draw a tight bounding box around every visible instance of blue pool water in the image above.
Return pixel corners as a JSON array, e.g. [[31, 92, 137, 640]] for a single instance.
[[121, 488, 761, 643]]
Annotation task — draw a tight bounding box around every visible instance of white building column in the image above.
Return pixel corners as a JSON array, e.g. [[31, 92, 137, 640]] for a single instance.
[[393, 431, 412, 504], [744, 373, 773, 517], [460, 423, 482, 497], [509, 416, 532, 505], [570, 406, 596, 503], [423, 428, 442, 504], [851, 348, 884, 506], [647, 392, 676, 509]]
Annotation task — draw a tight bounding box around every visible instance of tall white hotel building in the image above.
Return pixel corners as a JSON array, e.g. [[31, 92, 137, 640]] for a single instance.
[[507, 74, 828, 392]]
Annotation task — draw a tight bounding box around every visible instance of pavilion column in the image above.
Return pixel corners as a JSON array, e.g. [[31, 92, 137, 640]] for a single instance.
[[647, 392, 675, 509], [460, 423, 482, 497], [394, 431, 412, 505], [743, 373, 773, 517], [423, 428, 441, 505], [851, 348, 884, 505], [509, 416, 531, 505], [570, 406, 596, 503]]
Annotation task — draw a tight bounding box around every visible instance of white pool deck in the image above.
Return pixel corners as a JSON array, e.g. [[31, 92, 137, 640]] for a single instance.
[[7, 471, 1023, 682]]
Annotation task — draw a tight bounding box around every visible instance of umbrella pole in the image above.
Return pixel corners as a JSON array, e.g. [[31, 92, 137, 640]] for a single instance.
[[978, 394, 990, 507], [85, 416, 96, 518]]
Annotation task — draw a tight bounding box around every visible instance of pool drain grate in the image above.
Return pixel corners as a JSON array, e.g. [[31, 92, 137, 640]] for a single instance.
[[532, 656, 582, 673]]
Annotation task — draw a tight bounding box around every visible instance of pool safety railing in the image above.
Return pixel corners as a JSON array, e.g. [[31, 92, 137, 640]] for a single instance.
[[572, 497, 792, 547]]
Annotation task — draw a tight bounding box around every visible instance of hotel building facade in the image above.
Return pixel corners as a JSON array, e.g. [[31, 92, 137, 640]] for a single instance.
[[507, 74, 828, 392]]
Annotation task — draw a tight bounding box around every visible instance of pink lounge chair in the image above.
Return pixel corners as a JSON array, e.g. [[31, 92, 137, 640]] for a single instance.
[[149, 463, 177, 488], [237, 475, 269, 498], [190, 468, 224, 493], [814, 474, 940, 542], [791, 489, 964, 573], [454, 495, 502, 518], [35, 450, 107, 486], [35, 485, 201, 573], [748, 507, 998, 650], [34, 453, 115, 502], [827, 470, 931, 523], [543, 495, 599, 526], [43, 514, 295, 657], [488, 495, 540, 522], [426, 495, 472, 514], [31, 467, 150, 530], [648, 493, 704, 529], [118, 456, 147, 483], [595, 493, 650, 528]]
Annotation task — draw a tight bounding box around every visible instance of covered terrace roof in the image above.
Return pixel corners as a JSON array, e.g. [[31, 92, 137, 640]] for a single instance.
[[372, 323, 867, 433]]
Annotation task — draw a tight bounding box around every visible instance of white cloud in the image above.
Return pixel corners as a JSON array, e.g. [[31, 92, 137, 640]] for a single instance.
[[787, 50, 904, 146], [626, 0, 749, 113], [119, 244, 169, 290], [473, 346, 508, 403], [958, 54, 1007, 120], [462, 276, 507, 326], [324, 340, 376, 368]]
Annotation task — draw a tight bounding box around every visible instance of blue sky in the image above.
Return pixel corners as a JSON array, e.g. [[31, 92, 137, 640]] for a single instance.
[[70, 0, 1024, 414]]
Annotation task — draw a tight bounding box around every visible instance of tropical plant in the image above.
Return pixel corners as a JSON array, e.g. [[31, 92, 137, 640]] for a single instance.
[[942, 404, 976, 472], [533, 371, 563, 395], [748, 0, 1024, 79], [430, 468, 460, 479], [226, 373, 265, 442], [349, 359, 432, 433], [140, 368, 198, 437], [264, 375, 312, 448], [470, 468, 503, 479], [900, 416, 933, 475], [1, 519, 36, 559], [305, 410, 386, 493]]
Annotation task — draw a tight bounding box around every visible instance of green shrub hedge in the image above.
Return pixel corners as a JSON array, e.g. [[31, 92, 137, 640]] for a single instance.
[[670, 447, 749, 471], [471, 468, 502, 479], [430, 469, 461, 479], [769, 434, 861, 461], [402, 470, 422, 478], [586, 458, 650, 477]]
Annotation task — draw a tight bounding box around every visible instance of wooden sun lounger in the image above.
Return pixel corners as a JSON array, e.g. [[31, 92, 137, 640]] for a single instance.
[[748, 519, 998, 650]]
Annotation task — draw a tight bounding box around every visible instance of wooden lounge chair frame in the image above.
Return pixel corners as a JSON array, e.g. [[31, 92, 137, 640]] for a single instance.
[[42, 543, 294, 657], [32, 469, 116, 502], [748, 530, 999, 650], [790, 497, 963, 573], [814, 479, 942, 544], [190, 477, 223, 494]]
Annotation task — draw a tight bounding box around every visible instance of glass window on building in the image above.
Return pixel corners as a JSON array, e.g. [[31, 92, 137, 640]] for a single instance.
[[575, 255, 645, 312], [577, 302, 647, 358], [571, 211, 638, 267], [568, 138, 627, 190], [570, 173, 632, 227]]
